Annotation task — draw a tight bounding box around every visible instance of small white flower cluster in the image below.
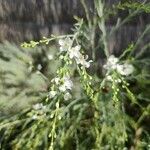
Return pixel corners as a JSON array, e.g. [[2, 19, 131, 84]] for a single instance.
[[59, 38, 92, 68], [33, 103, 46, 110], [49, 75, 73, 100], [32, 103, 46, 120], [59, 38, 72, 52], [104, 55, 134, 76], [58, 76, 73, 92]]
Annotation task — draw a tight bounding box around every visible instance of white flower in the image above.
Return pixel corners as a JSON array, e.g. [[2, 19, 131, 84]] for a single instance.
[[64, 92, 72, 100], [59, 84, 67, 92], [59, 76, 73, 92], [49, 91, 57, 98], [51, 77, 60, 85], [82, 60, 92, 68], [68, 45, 81, 59], [58, 38, 72, 52], [48, 54, 53, 60], [37, 64, 42, 70], [103, 55, 119, 70], [104, 55, 134, 76], [106, 75, 113, 81], [33, 103, 43, 110], [108, 55, 119, 64], [76, 55, 92, 68], [63, 76, 73, 90], [116, 64, 134, 76], [32, 114, 38, 120], [54, 77, 60, 84]]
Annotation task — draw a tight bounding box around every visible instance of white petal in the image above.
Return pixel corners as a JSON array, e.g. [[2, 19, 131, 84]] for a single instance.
[[60, 46, 65, 52], [85, 61, 90, 68], [64, 92, 72, 100], [33, 103, 43, 110], [58, 39, 64, 46], [53, 77, 60, 84], [59, 85, 66, 92], [37, 64, 42, 70], [74, 45, 81, 51], [32, 115, 38, 120], [108, 55, 119, 64], [48, 54, 53, 60], [117, 64, 134, 76], [49, 91, 57, 98], [106, 75, 112, 81]]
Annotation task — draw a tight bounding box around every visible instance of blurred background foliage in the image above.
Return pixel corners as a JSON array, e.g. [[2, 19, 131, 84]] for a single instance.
[[0, 42, 60, 115]]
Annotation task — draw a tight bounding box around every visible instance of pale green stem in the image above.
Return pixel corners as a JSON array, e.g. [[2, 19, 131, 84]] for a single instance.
[[95, 0, 109, 58]]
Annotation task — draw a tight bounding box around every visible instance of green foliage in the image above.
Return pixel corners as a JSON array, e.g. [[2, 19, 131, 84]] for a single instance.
[[117, 1, 150, 13], [0, 42, 60, 115], [0, 0, 150, 150]]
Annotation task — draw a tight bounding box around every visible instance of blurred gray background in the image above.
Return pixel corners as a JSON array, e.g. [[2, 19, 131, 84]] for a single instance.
[[0, 0, 149, 54]]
